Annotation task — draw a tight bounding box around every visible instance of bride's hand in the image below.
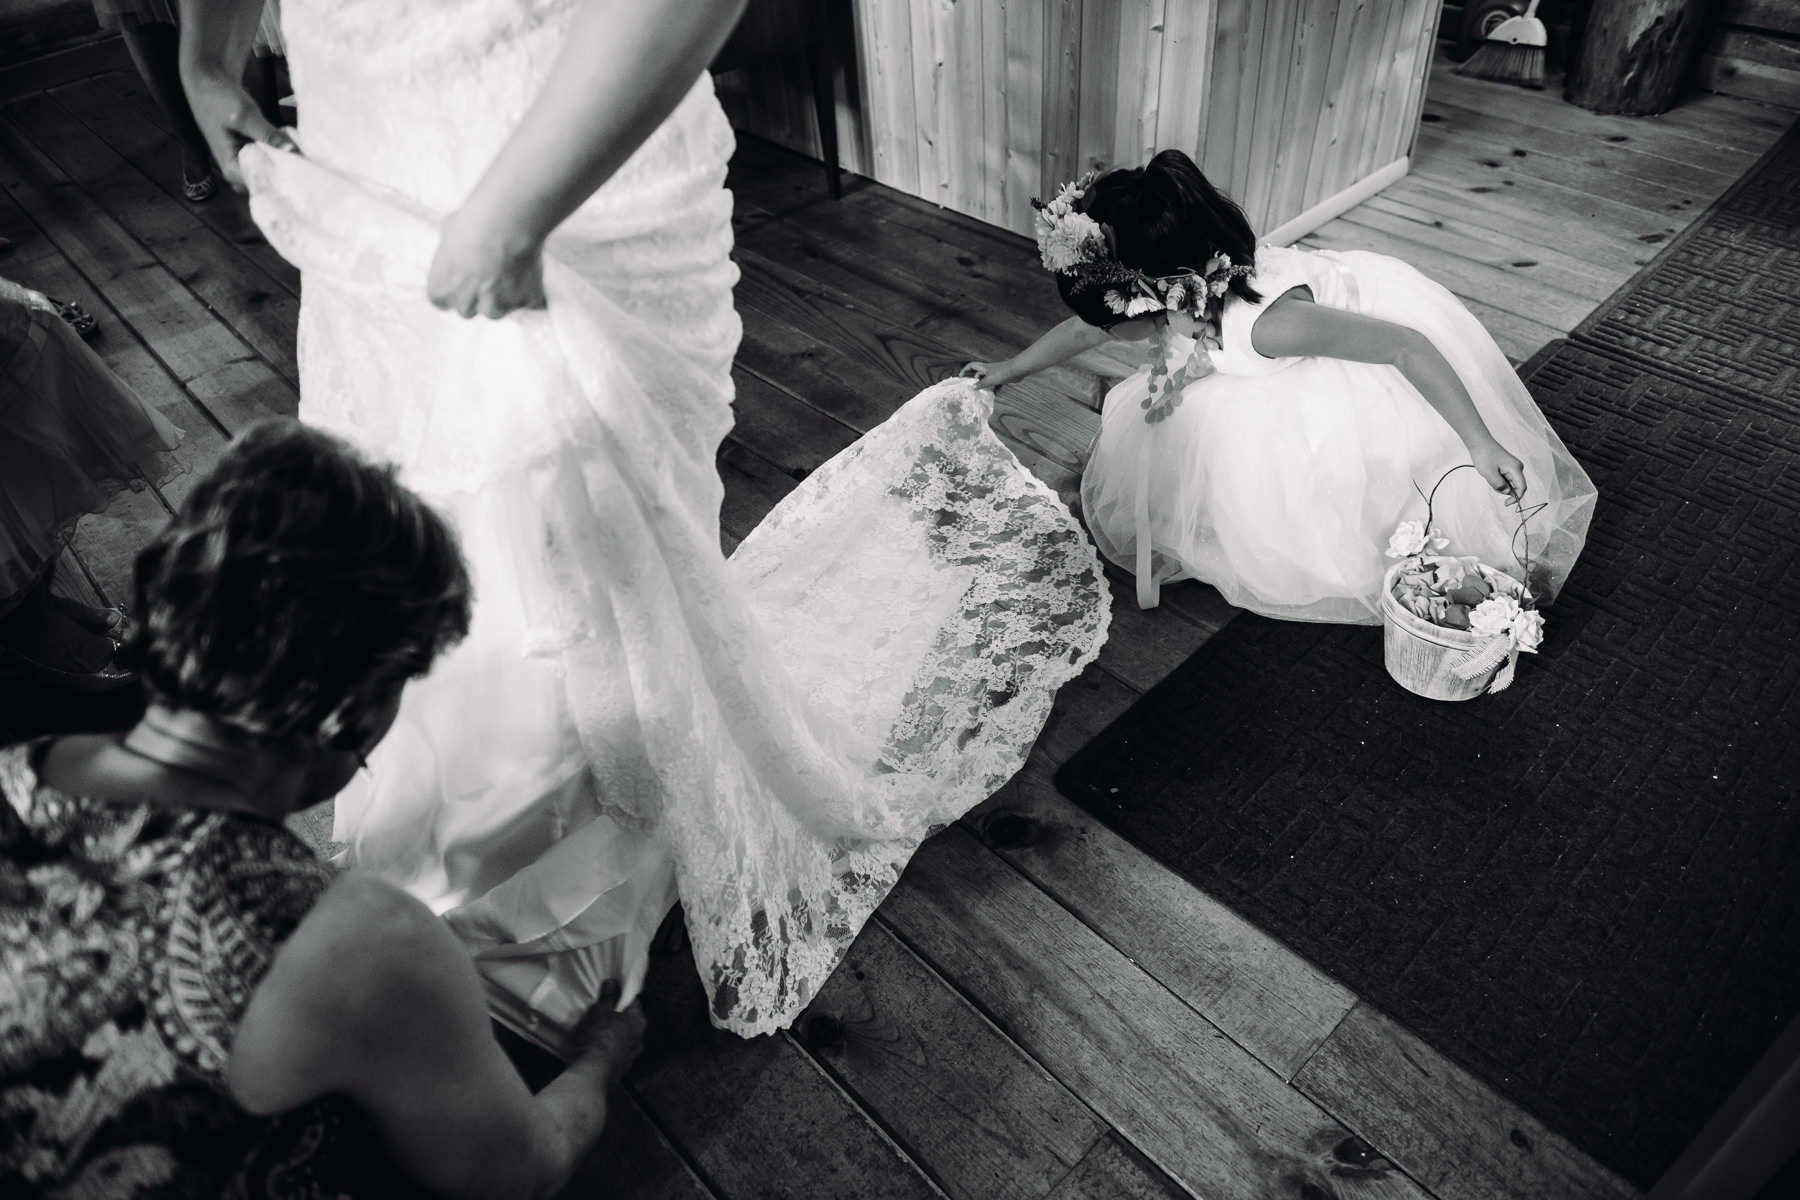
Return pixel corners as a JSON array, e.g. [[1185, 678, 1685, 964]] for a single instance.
[[427, 205, 548, 319]]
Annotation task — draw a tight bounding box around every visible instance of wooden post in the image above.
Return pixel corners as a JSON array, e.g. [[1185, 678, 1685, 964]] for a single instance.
[[1565, 0, 1717, 115]]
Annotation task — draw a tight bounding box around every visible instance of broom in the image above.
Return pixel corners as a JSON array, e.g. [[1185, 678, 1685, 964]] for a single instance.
[[1454, 0, 1547, 89]]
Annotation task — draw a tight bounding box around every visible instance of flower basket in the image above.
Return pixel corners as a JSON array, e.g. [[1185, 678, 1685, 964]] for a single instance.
[[1379, 560, 1529, 701]]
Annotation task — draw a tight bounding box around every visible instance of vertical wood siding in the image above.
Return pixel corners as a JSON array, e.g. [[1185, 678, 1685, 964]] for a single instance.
[[714, 0, 1443, 240]]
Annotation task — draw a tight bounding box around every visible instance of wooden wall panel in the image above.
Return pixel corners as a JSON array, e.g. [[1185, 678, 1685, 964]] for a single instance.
[[716, 0, 1442, 243]]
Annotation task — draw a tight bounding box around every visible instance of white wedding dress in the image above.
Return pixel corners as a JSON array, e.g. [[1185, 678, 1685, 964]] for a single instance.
[[1081, 244, 1597, 620], [246, 0, 1107, 1046]]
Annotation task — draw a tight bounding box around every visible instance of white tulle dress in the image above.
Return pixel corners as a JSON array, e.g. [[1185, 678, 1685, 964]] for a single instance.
[[246, 0, 1108, 1046], [1081, 244, 1597, 621]]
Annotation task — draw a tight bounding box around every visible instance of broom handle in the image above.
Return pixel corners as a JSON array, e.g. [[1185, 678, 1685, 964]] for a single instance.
[[1523, 0, 1541, 19]]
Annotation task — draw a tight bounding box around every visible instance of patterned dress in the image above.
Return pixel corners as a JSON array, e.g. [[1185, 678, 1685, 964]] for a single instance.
[[0, 742, 421, 1198]]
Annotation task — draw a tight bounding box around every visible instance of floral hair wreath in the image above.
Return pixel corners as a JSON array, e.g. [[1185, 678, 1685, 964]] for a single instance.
[[1030, 172, 1253, 324]]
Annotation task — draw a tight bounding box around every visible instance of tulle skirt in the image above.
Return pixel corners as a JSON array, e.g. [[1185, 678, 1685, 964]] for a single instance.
[[1081, 251, 1596, 622], [0, 298, 183, 608]]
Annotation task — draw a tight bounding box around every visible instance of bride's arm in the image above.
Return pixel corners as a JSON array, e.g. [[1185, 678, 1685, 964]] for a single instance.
[[428, 0, 749, 318], [178, 0, 286, 188]]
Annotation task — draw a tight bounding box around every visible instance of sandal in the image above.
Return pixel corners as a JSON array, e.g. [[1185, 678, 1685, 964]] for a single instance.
[[0, 641, 137, 693], [183, 169, 219, 203], [49, 298, 98, 340]]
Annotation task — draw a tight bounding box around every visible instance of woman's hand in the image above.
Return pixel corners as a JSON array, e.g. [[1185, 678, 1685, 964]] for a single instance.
[[568, 982, 648, 1086], [959, 361, 1015, 392], [426, 204, 548, 319], [181, 69, 289, 192], [1470, 439, 1527, 500]]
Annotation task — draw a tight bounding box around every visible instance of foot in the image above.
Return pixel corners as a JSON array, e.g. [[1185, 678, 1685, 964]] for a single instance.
[[45, 593, 127, 636], [182, 158, 219, 203], [47, 298, 98, 340], [0, 583, 123, 675], [0, 600, 133, 690]]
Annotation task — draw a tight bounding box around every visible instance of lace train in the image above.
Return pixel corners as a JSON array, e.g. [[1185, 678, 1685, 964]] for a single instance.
[[242, 106, 1108, 1038]]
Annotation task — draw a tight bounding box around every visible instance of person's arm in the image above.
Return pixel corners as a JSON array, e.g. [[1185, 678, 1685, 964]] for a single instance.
[[177, 0, 286, 189], [228, 874, 645, 1200], [1249, 288, 1527, 497], [963, 314, 1156, 391], [426, 0, 748, 318]]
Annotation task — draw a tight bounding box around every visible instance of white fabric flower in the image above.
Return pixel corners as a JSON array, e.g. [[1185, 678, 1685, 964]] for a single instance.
[[1511, 608, 1544, 652], [1386, 520, 1429, 558], [1469, 593, 1523, 639], [1124, 294, 1163, 317]]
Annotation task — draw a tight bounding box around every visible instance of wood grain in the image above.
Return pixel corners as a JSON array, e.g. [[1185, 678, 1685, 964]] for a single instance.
[[82, 69, 300, 293], [556, 1091, 716, 1200], [1298, 217, 1596, 330], [1343, 194, 1622, 303], [967, 750, 1359, 1081], [801, 921, 1108, 1200], [863, 0, 920, 194], [881, 827, 1433, 1200], [1039, 0, 1084, 201], [1044, 1134, 1190, 1200], [1153, 0, 1216, 187], [1296, 1002, 1641, 1200], [628, 940, 945, 1200], [10, 88, 300, 383], [1418, 95, 1741, 198]]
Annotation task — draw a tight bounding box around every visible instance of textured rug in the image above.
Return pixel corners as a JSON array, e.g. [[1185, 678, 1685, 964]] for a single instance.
[[1054, 119, 1800, 1188]]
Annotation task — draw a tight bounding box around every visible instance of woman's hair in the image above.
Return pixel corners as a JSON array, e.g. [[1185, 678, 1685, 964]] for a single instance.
[[1060, 149, 1262, 327], [123, 419, 471, 749]]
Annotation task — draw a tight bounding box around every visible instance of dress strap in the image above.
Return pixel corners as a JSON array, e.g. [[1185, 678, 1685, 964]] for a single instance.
[[1133, 440, 1159, 609]]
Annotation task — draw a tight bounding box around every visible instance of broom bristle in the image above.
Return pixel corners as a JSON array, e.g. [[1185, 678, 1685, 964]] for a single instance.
[[1453, 41, 1546, 89]]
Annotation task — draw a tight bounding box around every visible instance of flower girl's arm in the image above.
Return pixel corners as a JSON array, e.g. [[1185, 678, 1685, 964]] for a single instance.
[[1250, 291, 1527, 496], [969, 315, 1151, 389]]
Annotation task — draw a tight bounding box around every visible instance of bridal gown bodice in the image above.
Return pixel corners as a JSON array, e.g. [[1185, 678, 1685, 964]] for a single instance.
[[250, 0, 1109, 1043], [276, 0, 741, 496]]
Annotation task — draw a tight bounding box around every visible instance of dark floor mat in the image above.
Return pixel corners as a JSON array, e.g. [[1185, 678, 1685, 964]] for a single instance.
[[1055, 120, 1800, 1189], [1572, 120, 1800, 401]]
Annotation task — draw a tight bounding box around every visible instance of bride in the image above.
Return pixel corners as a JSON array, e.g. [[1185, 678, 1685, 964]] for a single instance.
[[179, 0, 1108, 1046]]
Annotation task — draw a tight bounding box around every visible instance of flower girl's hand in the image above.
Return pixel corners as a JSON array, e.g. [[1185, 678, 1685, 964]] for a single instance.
[[428, 206, 548, 319], [959, 361, 1011, 392], [1471, 440, 1527, 500]]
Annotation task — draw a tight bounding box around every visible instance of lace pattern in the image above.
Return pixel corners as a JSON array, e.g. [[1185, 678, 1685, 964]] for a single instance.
[[252, 0, 1110, 1039]]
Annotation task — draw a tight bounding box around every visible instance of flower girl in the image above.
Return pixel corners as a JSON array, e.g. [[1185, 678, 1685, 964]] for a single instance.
[[966, 150, 1596, 620]]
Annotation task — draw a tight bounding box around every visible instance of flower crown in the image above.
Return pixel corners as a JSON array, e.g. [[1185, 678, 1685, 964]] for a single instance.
[[1031, 172, 1253, 323]]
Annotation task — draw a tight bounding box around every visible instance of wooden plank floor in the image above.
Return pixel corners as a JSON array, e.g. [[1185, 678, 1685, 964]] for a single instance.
[[3, 40, 1792, 1200]]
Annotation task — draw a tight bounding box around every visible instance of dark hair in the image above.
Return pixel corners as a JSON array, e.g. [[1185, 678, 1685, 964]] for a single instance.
[[123, 419, 471, 749], [1059, 149, 1262, 327]]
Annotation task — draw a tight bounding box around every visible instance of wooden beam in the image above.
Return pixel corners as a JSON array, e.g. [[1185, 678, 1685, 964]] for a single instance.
[[1262, 154, 1409, 246]]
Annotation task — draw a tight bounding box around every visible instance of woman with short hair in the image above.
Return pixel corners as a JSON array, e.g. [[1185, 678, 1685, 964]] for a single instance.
[[1, 419, 645, 1199]]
